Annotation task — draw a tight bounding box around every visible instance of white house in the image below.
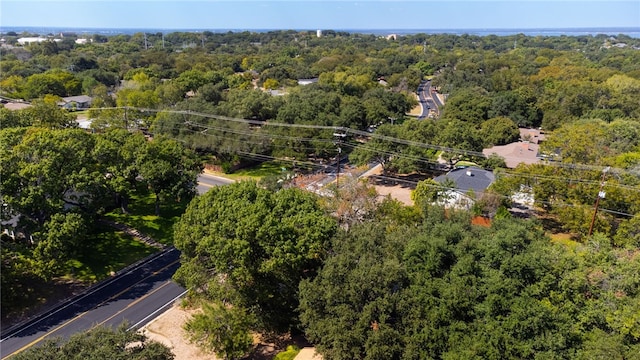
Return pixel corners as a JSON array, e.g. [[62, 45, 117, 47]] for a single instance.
[[17, 37, 48, 45]]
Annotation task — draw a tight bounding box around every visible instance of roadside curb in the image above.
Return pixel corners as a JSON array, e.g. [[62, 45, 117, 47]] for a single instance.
[[0, 248, 174, 340]]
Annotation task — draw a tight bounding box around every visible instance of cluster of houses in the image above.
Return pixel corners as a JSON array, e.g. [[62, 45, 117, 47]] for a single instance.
[[428, 128, 544, 212]]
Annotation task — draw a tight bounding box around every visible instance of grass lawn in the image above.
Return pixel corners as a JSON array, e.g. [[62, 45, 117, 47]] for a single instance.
[[454, 161, 480, 168], [66, 223, 157, 282], [104, 192, 190, 245], [209, 160, 298, 181]]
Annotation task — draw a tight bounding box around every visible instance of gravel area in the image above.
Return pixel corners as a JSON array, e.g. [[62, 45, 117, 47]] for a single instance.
[[141, 304, 215, 360]]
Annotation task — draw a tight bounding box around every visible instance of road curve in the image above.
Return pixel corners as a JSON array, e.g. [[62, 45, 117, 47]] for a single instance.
[[197, 171, 235, 194]]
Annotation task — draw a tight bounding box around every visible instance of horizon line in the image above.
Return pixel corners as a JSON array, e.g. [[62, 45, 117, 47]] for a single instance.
[[2, 26, 639, 31]]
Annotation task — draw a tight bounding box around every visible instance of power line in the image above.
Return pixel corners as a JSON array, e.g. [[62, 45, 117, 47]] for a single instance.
[[88, 106, 640, 179]]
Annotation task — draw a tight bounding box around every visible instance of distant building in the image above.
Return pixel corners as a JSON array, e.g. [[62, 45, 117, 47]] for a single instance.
[[17, 37, 47, 45], [482, 128, 545, 168], [57, 95, 92, 110], [267, 89, 285, 96], [317, 30, 322, 38], [386, 34, 397, 40], [3, 102, 32, 111]]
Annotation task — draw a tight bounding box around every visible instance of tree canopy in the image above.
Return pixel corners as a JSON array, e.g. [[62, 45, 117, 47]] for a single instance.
[[299, 208, 640, 360], [12, 324, 174, 360], [173, 181, 337, 332]]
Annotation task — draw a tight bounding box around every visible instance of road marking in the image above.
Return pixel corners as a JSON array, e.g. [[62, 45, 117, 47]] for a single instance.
[[92, 280, 173, 329], [198, 182, 214, 188], [0, 248, 175, 343], [2, 310, 90, 359], [128, 289, 188, 331], [2, 259, 180, 359], [100, 259, 180, 304]]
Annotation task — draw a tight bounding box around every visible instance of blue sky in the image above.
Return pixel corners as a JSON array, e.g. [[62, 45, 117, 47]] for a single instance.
[[1, 1, 639, 30]]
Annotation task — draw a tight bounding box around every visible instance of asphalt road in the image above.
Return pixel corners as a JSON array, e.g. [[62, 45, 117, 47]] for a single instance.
[[0, 248, 185, 359], [1, 172, 231, 358], [417, 80, 439, 119], [197, 171, 235, 194]]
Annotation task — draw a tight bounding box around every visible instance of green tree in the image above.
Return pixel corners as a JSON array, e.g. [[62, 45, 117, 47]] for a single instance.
[[541, 120, 610, 164], [93, 129, 147, 213], [1, 128, 98, 229], [137, 137, 202, 216], [12, 324, 174, 360], [173, 181, 336, 331], [18, 97, 77, 129], [299, 221, 411, 360], [184, 302, 254, 360], [479, 116, 520, 147], [33, 212, 88, 276]]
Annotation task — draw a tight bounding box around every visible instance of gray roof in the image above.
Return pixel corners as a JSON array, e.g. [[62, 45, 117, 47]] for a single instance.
[[61, 95, 92, 103], [434, 167, 494, 194]]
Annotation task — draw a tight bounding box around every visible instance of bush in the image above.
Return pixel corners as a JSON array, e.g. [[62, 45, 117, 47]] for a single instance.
[[274, 345, 301, 360]]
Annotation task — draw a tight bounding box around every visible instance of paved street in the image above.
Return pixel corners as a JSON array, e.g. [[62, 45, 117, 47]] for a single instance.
[[1, 172, 235, 358], [417, 80, 440, 119], [1, 249, 184, 359], [197, 171, 234, 194]]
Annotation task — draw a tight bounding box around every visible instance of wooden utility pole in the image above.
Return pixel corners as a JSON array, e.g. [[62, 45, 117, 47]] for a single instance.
[[333, 133, 346, 187], [588, 167, 610, 236]]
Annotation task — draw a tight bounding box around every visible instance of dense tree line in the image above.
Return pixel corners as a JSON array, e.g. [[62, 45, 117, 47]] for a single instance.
[[299, 205, 640, 359], [3, 29, 640, 358], [4, 30, 639, 172], [0, 104, 201, 314], [171, 179, 640, 359]]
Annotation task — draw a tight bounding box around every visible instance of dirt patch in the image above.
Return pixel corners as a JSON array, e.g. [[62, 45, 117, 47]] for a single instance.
[[372, 184, 414, 206], [141, 304, 214, 360], [361, 164, 422, 206], [141, 304, 317, 360]]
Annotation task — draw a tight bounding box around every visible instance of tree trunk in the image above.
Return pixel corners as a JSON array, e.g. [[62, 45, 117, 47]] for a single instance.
[[120, 194, 129, 214], [155, 192, 160, 216]]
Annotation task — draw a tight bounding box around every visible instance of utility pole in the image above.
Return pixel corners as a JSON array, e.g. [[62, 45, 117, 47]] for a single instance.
[[124, 106, 128, 130], [588, 167, 610, 236], [333, 133, 346, 187]]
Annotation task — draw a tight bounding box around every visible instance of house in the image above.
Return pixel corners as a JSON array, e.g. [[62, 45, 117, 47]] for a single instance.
[[433, 166, 495, 209], [57, 95, 92, 110], [482, 128, 546, 168], [17, 37, 48, 45]]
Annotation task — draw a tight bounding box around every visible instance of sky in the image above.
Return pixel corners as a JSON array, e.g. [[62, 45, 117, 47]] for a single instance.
[[1, 0, 639, 30]]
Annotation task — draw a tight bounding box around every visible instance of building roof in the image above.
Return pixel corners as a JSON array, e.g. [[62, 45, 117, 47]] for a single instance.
[[61, 95, 92, 103], [3, 102, 32, 111], [434, 166, 494, 194], [482, 128, 545, 168], [17, 37, 48, 45]]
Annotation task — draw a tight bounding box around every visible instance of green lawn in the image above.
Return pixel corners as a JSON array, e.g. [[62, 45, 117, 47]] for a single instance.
[[104, 193, 190, 245], [211, 160, 298, 181], [454, 161, 480, 168], [66, 223, 157, 282]]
